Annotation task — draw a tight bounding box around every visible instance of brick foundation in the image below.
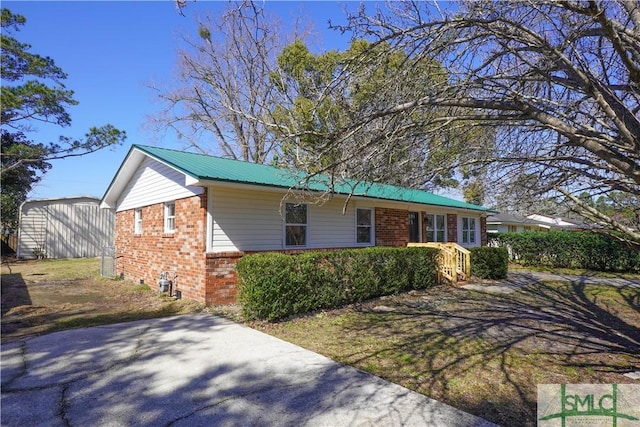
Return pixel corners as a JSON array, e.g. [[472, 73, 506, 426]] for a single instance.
[[205, 251, 244, 305], [480, 216, 487, 246]]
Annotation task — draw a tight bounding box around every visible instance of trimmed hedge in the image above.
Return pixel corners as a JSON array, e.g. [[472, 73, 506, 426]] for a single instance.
[[236, 247, 439, 321], [470, 247, 509, 279], [490, 231, 640, 272]]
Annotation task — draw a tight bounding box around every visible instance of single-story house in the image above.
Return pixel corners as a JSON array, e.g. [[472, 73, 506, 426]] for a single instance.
[[101, 145, 494, 305], [17, 196, 114, 259], [487, 212, 580, 234], [526, 214, 581, 230]]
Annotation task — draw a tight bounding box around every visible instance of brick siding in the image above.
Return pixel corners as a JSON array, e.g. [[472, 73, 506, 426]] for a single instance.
[[447, 213, 458, 243], [480, 216, 488, 246], [115, 194, 208, 303], [375, 207, 409, 247]]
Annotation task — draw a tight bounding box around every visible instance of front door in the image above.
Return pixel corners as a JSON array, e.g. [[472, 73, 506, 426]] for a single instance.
[[408, 212, 420, 243]]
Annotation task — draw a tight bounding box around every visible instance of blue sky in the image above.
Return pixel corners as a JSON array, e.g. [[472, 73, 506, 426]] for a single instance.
[[4, 1, 356, 200]]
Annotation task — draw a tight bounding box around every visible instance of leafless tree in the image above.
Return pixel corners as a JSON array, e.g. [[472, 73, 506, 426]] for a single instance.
[[152, 1, 308, 163], [321, 0, 640, 243]]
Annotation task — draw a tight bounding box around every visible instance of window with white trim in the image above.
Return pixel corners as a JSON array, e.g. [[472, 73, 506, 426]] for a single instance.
[[462, 217, 476, 245], [134, 208, 142, 234], [164, 202, 175, 233], [285, 203, 307, 247], [356, 208, 373, 245], [426, 214, 446, 242]]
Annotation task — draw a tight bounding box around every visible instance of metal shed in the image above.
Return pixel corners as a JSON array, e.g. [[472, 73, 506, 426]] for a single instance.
[[17, 197, 114, 259]]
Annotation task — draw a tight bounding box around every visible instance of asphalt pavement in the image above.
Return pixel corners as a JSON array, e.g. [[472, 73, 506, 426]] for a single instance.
[[1, 314, 497, 427]]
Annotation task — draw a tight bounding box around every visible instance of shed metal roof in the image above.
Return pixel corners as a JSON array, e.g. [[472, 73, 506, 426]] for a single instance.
[[103, 145, 494, 213]]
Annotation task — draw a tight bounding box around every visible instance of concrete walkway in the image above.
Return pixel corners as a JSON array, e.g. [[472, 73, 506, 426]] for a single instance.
[[463, 270, 640, 294], [1, 315, 497, 427]]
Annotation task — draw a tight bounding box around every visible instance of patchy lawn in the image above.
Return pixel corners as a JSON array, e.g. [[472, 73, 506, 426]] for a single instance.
[[3, 258, 638, 425], [1, 258, 204, 342], [508, 263, 640, 279], [254, 281, 640, 426]]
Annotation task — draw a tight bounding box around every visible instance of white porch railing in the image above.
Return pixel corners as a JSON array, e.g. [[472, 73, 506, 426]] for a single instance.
[[407, 242, 471, 285]]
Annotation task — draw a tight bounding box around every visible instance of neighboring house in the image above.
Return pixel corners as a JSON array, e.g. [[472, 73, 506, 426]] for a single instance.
[[101, 145, 494, 305], [17, 197, 114, 259], [487, 212, 580, 234], [525, 214, 581, 230]]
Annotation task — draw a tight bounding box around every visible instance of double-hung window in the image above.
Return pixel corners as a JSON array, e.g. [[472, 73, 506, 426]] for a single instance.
[[462, 217, 476, 245], [356, 208, 373, 245], [164, 202, 176, 233], [285, 203, 307, 247], [426, 214, 446, 242], [134, 208, 142, 234]]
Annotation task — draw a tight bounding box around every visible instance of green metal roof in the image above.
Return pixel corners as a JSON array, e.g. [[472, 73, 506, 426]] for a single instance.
[[135, 144, 492, 212]]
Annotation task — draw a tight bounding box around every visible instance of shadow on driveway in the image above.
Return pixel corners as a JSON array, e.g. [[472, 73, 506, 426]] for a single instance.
[[0, 314, 496, 427]]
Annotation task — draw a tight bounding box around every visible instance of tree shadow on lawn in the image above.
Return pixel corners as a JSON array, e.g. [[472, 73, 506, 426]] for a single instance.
[[339, 280, 640, 426], [1, 315, 479, 427], [1, 273, 31, 317]]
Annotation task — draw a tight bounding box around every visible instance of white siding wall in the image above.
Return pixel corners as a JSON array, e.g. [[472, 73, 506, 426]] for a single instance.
[[487, 224, 510, 233], [17, 198, 114, 259], [209, 186, 371, 252], [116, 157, 203, 212], [209, 185, 487, 251]]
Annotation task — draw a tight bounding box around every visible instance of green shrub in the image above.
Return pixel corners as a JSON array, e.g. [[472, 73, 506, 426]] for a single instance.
[[237, 247, 438, 321], [470, 247, 509, 279], [489, 231, 640, 272]]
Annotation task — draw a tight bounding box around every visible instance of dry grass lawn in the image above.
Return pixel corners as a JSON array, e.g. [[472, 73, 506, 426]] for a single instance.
[[254, 281, 640, 426], [2, 258, 638, 426], [1, 258, 204, 342]]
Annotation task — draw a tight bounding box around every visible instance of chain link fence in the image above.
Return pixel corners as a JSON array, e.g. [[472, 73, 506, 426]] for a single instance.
[[101, 246, 116, 279]]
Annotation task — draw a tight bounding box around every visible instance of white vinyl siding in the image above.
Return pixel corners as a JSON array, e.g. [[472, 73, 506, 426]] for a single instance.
[[209, 186, 358, 252], [116, 157, 203, 212]]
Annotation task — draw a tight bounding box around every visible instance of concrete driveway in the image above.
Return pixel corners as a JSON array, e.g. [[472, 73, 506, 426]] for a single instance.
[[1, 314, 496, 427]]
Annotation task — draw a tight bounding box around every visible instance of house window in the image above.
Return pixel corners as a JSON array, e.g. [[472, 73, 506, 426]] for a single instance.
[[164, 202, 175, 233], [408, 212, 420, 243], [134, 209, 142, 234], [356, 208, 373, 244], [462, 217, 476, 245], [285, 203, 307, 247], [426, 214, 446, 242], [508, 225, 517, 233]]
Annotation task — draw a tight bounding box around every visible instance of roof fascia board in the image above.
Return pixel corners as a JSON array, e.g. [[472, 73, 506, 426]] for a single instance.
[[201, 179, 491, 214], [101, 146, 200, 209], [101, 146, 142, 209]]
